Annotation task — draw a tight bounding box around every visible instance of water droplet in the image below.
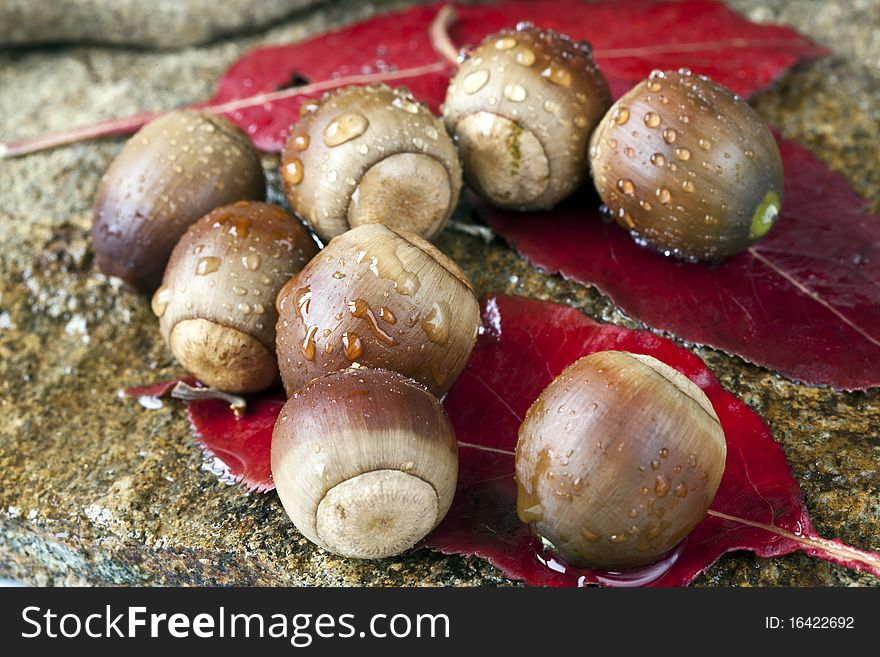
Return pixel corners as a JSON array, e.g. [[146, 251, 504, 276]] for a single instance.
[[614, 107, 630, 125], [348, 298, 397, 345], [650, 152, 665, 167], [326, 169, 338, 183], [332, 271, 346, 279], [291, 134, 309, 151], [624, 146, 635, 158], [654, 474, 671, 497], [233, 286, 247, 296], [617, 178, 635, 195], [463, 69, 490, 94], [503, 83, 527, 102], [610, 533, 628, 543], [644, 112, 661, 128], [283, 159, 304, 185], [639, 199, 652, 211], [421, 301, 450, 345], [495, 36, 517, 50], [515, 47, 536, 66], [662, 128, 677, 143], [541, 66, 572, 88], [195, 256, 221, 276], [543, 99, 559, 113], [151, 286, 171, 317], [242, 253, 261, 271], [581, 527, 600, 543], [301, 325, 317, 361], [674, 146, 691, 161], [323, 112, 369, 147], [656, 186, 672, 203], [681, 180, 695, 193], [342, 332, 363, 360], [238, 302, 251, 315], [674, 483, 688, 498], [744, 149, 755, 160], [698, 138, 711, 150], [378, 306, 397, 324]]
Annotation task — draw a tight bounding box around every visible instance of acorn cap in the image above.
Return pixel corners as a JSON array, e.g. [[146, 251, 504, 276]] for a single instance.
[[281, 84, 462, 242], [275, 223, 480, 398], [92, 110, 266, 291], [271, 367, 459, 559], [443, 24, 611, 210], [153, 201, 318, 393], [589, 69, 784, 260], [515, 350, 726, 570]]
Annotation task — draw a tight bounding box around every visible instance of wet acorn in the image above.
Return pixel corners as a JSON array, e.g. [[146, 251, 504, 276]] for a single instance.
[[589, 69, 784, 260], [515, 350, 726, 570], [275, 223, 480, 398], [93, 110, 266, 291], [442, 23, 612, 210], [281, 84, 462, 242], [272, 367, 458, 559], [153, 201, 318, 393]]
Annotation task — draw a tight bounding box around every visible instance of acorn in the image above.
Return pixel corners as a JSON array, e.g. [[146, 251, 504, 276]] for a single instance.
[[92, 110, 266, 291], [275, 223, 480, 398], [515, 350, 726, 570], [272, 367, 458, 559], [442, 23, 612, 210], [281, 84, 462, 242], [152, 201, 318, 393], [589, 69, 784, 260]]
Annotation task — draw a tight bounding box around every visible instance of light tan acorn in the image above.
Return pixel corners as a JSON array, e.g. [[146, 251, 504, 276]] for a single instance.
[[281, 84, 462, 242], [271, 367, 459, 559], [442, 23, 612, 210], [153, 201, 318, 393]]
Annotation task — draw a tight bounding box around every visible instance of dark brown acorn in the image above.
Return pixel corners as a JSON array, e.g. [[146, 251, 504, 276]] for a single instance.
[[275, 223, 480, 398], [153, 201, 318, 393], [442, 23, 612, 210], [93, 110, 266, 291], [272, 367, 458, 559], [281, 84, 461, 243], [589, 69, 784, 260], [515, 350, 726, 570]]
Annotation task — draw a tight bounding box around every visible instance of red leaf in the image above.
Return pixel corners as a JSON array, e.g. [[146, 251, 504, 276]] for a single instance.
[[136, 296, 880, 585], [425, 295, 880, 585], [185, 391, 286, 493], [4, 0, 823, 157], [120, 379, 283, 492], [484, 136, 880, 390], [204, 0, 823, 151]]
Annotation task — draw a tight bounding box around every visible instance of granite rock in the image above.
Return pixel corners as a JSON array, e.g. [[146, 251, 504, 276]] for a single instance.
[[0, 0, 324, 49]]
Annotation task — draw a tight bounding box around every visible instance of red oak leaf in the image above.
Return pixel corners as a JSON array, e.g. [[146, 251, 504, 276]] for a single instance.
[[483, 136, 880, 390], [130, 296, 880, 585], [3, 0, 823, 157], [119, 379, 283, 492], [426, 295, 880, 585]]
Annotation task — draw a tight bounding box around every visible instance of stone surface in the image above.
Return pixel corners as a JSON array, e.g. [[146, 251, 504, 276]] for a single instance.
[[0, 0, 878, 586], [0, 0, 324, 49]]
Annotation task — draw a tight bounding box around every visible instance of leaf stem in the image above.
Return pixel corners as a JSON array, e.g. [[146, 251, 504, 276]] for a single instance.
[[1, 55, 453, 159], [430, 5, 461, 64]]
